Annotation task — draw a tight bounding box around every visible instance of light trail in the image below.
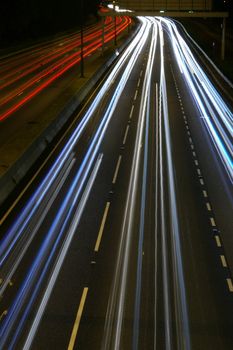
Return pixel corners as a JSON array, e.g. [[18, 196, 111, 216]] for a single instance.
[[158, 18, 191, 350], [161, 18, 233, 182], [101, 16, 154, 349], [0, 18, 151, 348], [0, 14, 231, 349], [0, 16, 131, 121]]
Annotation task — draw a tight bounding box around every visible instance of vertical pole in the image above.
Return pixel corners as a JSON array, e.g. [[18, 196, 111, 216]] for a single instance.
[[114, 14, 117, 46], [80, 0, 84, 77], [102, 16, 105, 56], [221, 17, 226, 60]]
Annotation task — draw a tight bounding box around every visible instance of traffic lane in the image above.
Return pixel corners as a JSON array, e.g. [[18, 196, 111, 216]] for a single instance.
[[69, 70, 148, 350], [165, 41, 233, 349], [24, 48, 148, 349], [166, 31, 233, 274]]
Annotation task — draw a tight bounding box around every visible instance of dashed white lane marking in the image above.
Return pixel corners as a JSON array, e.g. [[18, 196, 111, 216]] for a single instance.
[[210, 217, 216, 227], [191, 144, 194, 150], [137, 78, 141, 87], [192, 151, 196, 157], [68, 287, 89, 350], [194, 160, 199, 166], [226, 278, 233, 292], [220, 255, 227, 267], [129, 104, 135, 119], [203, 190, 208, 197], [123, 125, 130, 145], [214, 235, 222, 247], [197, 168, 201, 176], [134, 90, 138, 101], [206, 202, 211, 211], [112, 155, 122, 184], [18, 91, 24, 96], [189, 137, 193, 144], [199, 178, 204, 185], [140, 70, 143, 77], [94, 202, 111, 252]]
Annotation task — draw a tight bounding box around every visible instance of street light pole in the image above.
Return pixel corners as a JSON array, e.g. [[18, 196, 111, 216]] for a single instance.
[[113, 1, 117, 46], [80, 0, 84, 77]]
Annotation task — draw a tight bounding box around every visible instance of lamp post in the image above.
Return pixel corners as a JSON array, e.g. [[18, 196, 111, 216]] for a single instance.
[[113, 1, 117, 46], [80, 0, 84, 77]]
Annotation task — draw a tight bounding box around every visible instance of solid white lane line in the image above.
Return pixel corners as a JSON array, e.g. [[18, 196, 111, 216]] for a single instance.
[[226, 278, 233, 292], [112, 155, 122, 184], [210, 217, 216, 227], [206, 202, 211, 211], [220, 255, 227, 267], [123, 125, 130, 145], [67, 287, 88, 350], [134, 89, 138, 101], [214, 235, 222, 247], [94, 202, 110, 252]]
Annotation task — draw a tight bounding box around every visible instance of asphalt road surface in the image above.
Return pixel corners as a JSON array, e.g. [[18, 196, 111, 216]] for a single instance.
[[0, 17, 232, 350]]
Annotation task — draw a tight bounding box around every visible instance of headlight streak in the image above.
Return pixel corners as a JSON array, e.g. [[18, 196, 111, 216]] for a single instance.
[[160, 18, 233, 182], [176, 21, 233, 89], [0, 154, 103, 350], [22, 154, 103, 350], [0, 18, 151, 348], [0, 18, 148, 270], [158, 18, 191, 350], [132, 17, 158, 350], [101, 16, 156, 350], [0, 154, 76, 296]]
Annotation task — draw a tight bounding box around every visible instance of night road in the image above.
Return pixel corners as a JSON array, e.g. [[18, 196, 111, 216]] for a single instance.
[[0, 16, 233, 350]]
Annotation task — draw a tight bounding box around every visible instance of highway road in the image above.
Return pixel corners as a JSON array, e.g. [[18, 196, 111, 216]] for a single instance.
[[0, 17, 232, 349]]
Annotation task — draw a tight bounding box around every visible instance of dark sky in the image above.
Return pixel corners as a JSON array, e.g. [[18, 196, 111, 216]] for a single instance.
[[0, 0, 100, 46], [0, 0, 232, 47]]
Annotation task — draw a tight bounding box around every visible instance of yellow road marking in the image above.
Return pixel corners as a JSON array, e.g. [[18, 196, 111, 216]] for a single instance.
[[112, 155, 122, 184], [94, 202, 110, 252], [220, 255, 227, 267], [226, 278, 233, 292], [67, 287, 88, 350], [214, 235, 221, 247]]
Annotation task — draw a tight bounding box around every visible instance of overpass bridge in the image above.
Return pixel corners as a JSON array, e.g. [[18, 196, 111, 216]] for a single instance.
[[102, 1, 228, 59]]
